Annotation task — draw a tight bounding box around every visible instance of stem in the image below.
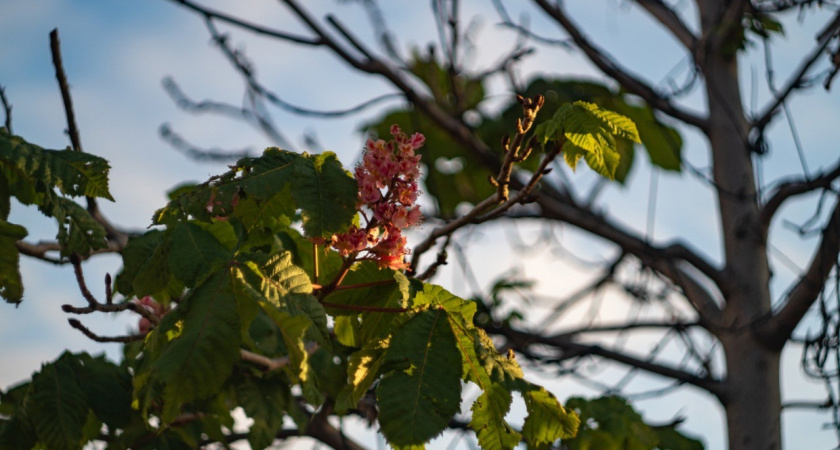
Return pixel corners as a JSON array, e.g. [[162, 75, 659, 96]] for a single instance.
[[313, 243, 319, 284], [320, 300, 407, 313]]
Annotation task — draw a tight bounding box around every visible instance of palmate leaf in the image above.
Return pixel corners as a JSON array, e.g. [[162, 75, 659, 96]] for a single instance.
[[377, 309, 462, 447], [0, 219, 27, 303], [147, 271, 241, 423], [28, 353, 89, 450], [0, 129, 113, 202]]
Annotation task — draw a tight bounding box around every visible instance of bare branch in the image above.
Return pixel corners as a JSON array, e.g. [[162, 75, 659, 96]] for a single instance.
[[491, 323, 726, 398], [761, 157, 840, 226], [168, 0, 320, 45], [67, 318, 144, 343], [533, 194, 724, 322], [240, 343, 319, 371], [754, 10, 840, 131], [633, 0, 698, 50], [531, 0, 708, 130], [15, 238, 124, 264], [0, 85, 11, 133], [761, 198, 840, 348], [551, 320, 701, 340], [49, 29, 83, 153], [160, 123, 253, 163]]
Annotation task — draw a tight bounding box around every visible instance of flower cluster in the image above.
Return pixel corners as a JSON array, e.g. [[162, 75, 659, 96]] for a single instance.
[[134, 296, 169, 334], [331, 125, 424, 270]]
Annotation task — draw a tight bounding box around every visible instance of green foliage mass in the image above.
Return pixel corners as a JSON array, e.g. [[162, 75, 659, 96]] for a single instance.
[[564, 396, 704, 450], [0, 129, 113, 303], [0, 90, 702, 449], [366, 74, 682, 216]]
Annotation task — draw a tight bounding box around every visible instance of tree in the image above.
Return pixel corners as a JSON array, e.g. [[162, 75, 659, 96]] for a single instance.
[[1, 1, 839, 449]]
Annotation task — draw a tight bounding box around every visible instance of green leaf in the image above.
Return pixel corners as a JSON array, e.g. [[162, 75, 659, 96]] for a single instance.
[[0, 129, 113, 202], [654, 424, 704, 450], [377, 309, 462, 447], [0, 219, 26, 303], [412, 283, 477, 328], [147, 271, 241, 423], [233, 189, 295, 234], [563, 396, 700, 450], [244, 251, 330, 347], [75, 354, 135, 429], [575, 101, 641, 143], [470, 383, 521, 450], [335, 315, 362, 347], [132, 234, 171, 297], [616, 104, 682, 172], [234, 374, 290, 450], [115, 230, 165, 296], [522, 385, 580, 448], [336, 337, 388, 412], [168, 222, 232, 287], [50, 197, 108, 257], [323, 262, 406, 316], [28, 354, 89, 450], [292, 152, 358, 238]]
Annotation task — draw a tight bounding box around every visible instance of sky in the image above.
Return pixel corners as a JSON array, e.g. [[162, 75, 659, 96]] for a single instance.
[[1, 0, 839, 449]]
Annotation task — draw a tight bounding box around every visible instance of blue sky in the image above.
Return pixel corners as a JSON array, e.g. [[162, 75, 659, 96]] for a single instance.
[[1, 1, 839, 448]]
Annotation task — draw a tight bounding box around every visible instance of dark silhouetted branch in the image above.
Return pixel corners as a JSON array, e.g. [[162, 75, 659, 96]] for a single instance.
[[170, 0, 321, 45], [762, 199, 840, 348], [633, 0, 698, 50], [531, 0, 708, 130], [761, 157, 840, 226], [50, 29, 83, 153], [67, 319, 144, 343], [754, 10, 840, 131], [0, 85, 11, 133], [491, 323, 726, 398]]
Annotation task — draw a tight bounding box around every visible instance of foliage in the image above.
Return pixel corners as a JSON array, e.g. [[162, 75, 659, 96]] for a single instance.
[[0, 80, 709, 448], [564, 396, 703, 450], [0, 128, 113, 303]]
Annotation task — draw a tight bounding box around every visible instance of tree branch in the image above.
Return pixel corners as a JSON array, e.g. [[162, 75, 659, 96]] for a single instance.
[[753, 10, 840, 131], [633, 0, 698, 50], [531, 0, 708, 130], [490, 323, 726, 398], [533, 194, 724, 323], [0, 84, 11, 133], [761, 157, 840, 227], [169, 0, 321, 45], [239, 343, 319, 371], [761, 198, 840, 349], [204, 0, 724, 324], [550, 320, 701, 340]]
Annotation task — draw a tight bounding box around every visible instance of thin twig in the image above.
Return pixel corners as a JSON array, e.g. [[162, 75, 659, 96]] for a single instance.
[[49, 29, 83, 153], [68, 319, 144, 343], [0, 85, 11, 133]]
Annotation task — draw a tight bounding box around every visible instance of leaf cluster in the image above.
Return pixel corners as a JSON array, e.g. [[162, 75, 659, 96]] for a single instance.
[[0, 129, 113, 303]]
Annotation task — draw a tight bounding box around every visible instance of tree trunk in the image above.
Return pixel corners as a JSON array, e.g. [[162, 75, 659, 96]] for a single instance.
[[698, 1, 781, 447], [720, 332, 783, 450]]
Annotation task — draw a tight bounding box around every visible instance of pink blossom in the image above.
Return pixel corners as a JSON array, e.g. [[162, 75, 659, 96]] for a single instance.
[[329, 125, 426, 270]]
